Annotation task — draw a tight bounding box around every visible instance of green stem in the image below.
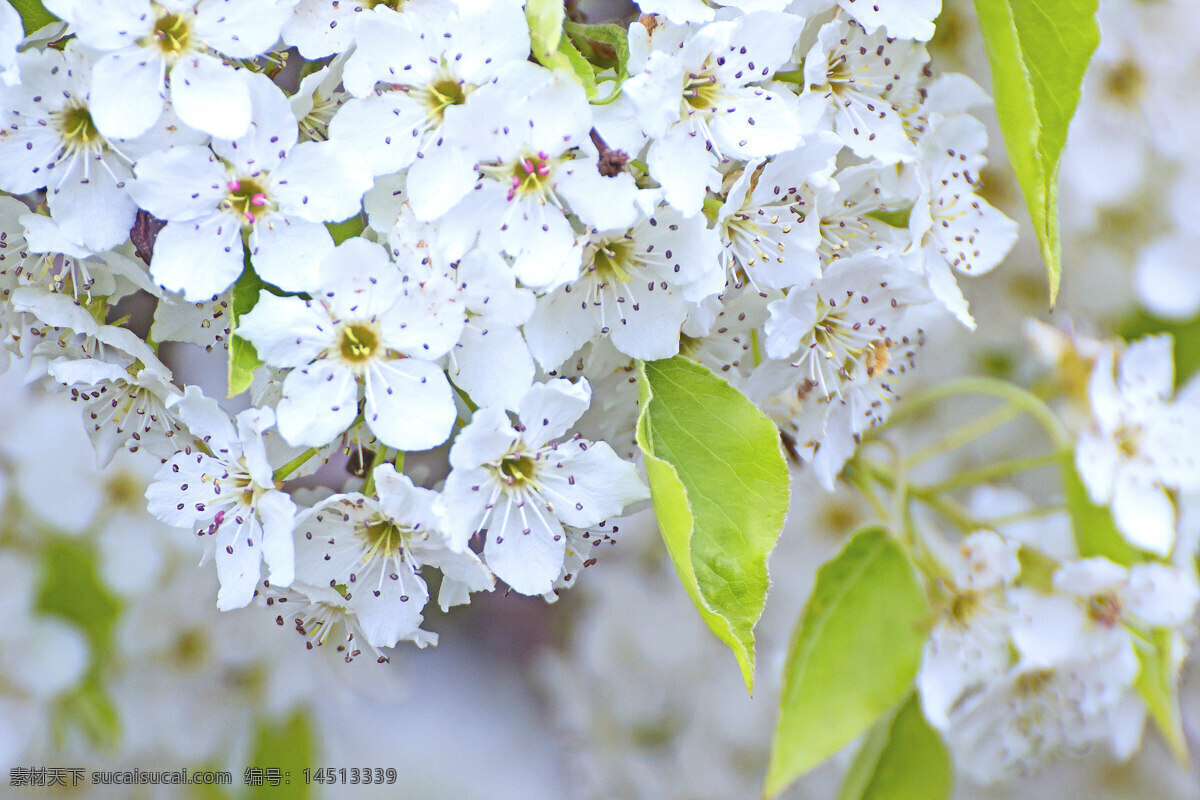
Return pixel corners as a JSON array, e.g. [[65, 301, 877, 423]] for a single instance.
[[865, 461, 979, 532], [361, 446, 390, 497], [979, 505, 1066, 528], [844, 463, 889, 523], [903, 402, 1023, 466], [875, 377, 1070, 449], [589, 80, 624, 105], [273, 447, 320, 482], [914, 451, 1063, 497]]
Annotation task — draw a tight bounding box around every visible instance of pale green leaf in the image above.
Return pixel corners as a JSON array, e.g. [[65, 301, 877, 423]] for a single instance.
[[635, 356, 790, 694], [1135, 629, 1190, 766], [838, 693, 953, 800], [228, 261, 264, 398], [559, 37, 596, 97], [1061, 453, 1147, 566], [766, 527, 930, 796], [564, 20, 631, 78], [11, 0, 57, 34], [38, 538, 123, 749], [248, 711, 316, 800], [525, 0, 572, 72], [37, 538, 122, 658], [972, 0, 1099, 305]]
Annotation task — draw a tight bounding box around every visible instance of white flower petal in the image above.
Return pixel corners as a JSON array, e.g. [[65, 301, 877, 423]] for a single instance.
[[89, 49, 166, 140], [270, 141, 372, 222], [518, 379, 591, 448], [248, 215, 333, 293], [170, 52, 253, 139], [150, 216, 245, 301], [276, 360, 359, 447], [364, 358, 456, 451], [483, 493, 565, 596]]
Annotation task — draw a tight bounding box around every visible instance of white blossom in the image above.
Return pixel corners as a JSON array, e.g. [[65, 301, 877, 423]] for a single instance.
[[437, 380, 648, 596]]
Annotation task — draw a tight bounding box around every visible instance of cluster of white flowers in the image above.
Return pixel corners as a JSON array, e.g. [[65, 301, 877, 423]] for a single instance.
[[0, 0, 1017, 659], [919, 529, 1198, 783], [0, 372, 331, 774]]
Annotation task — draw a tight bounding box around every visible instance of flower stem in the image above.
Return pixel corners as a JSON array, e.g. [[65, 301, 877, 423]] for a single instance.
[[979, 505, 1066, 528], [914, 451, 1063, 496], [361, 447, 390, 496], [273, 447, 320, 482], [903, 402, 1023, 466], [874, 377, 1070, 449]]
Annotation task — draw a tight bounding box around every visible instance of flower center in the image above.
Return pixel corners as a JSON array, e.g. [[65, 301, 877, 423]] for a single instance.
[[150, 11, 193, 56], [497, 453, 537, 488], [221, 178, 271, 225], [172, 628, 208, 666], [588, 239, 637, 284], [1103, 60, 1143, 106], [105, 471, 144, 508], [1015, 668, 1055, 696], [1113, 424, 1142, 458], [366, 0, 406, 8], [364, 520, 404, 553], [424, 77, 467, 122], [948, 590, 981, 624], [56, 104, 101, 150], [1087, 592, 1123, 627], [683, 65, 720, 111], [506, 152, 555, 202], [338, 323, 380, 363]]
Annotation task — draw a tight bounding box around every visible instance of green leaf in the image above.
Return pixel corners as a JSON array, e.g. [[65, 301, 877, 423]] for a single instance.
[[1060, 452, 1147, 566], [247, 711, 316, 800], [635, 356, 790, 694], [53, 678, 121, 749], [11, 0, 58, 34], [325, 214, 365, 245], [765, 527, 930, 796], [38, 538, 124, 749], [972, 0, 1099, 305], [37, 538, 122, 657], [837, 694, 953, 800], [564, 21, 631, 78], [228, 260, 264, 398], [1118, 310, 1200, 385], [559, 37, 596, 98], [1134, 629, 1190, 766], [525, 0, 572, 72]]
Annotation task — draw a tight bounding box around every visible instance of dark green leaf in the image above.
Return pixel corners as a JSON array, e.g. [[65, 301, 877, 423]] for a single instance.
[[325, 215, 365, 245], [11, 0, 57, 34]]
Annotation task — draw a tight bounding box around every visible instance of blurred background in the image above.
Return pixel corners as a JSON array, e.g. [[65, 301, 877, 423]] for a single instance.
[[4, 0, 1200, 797]]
